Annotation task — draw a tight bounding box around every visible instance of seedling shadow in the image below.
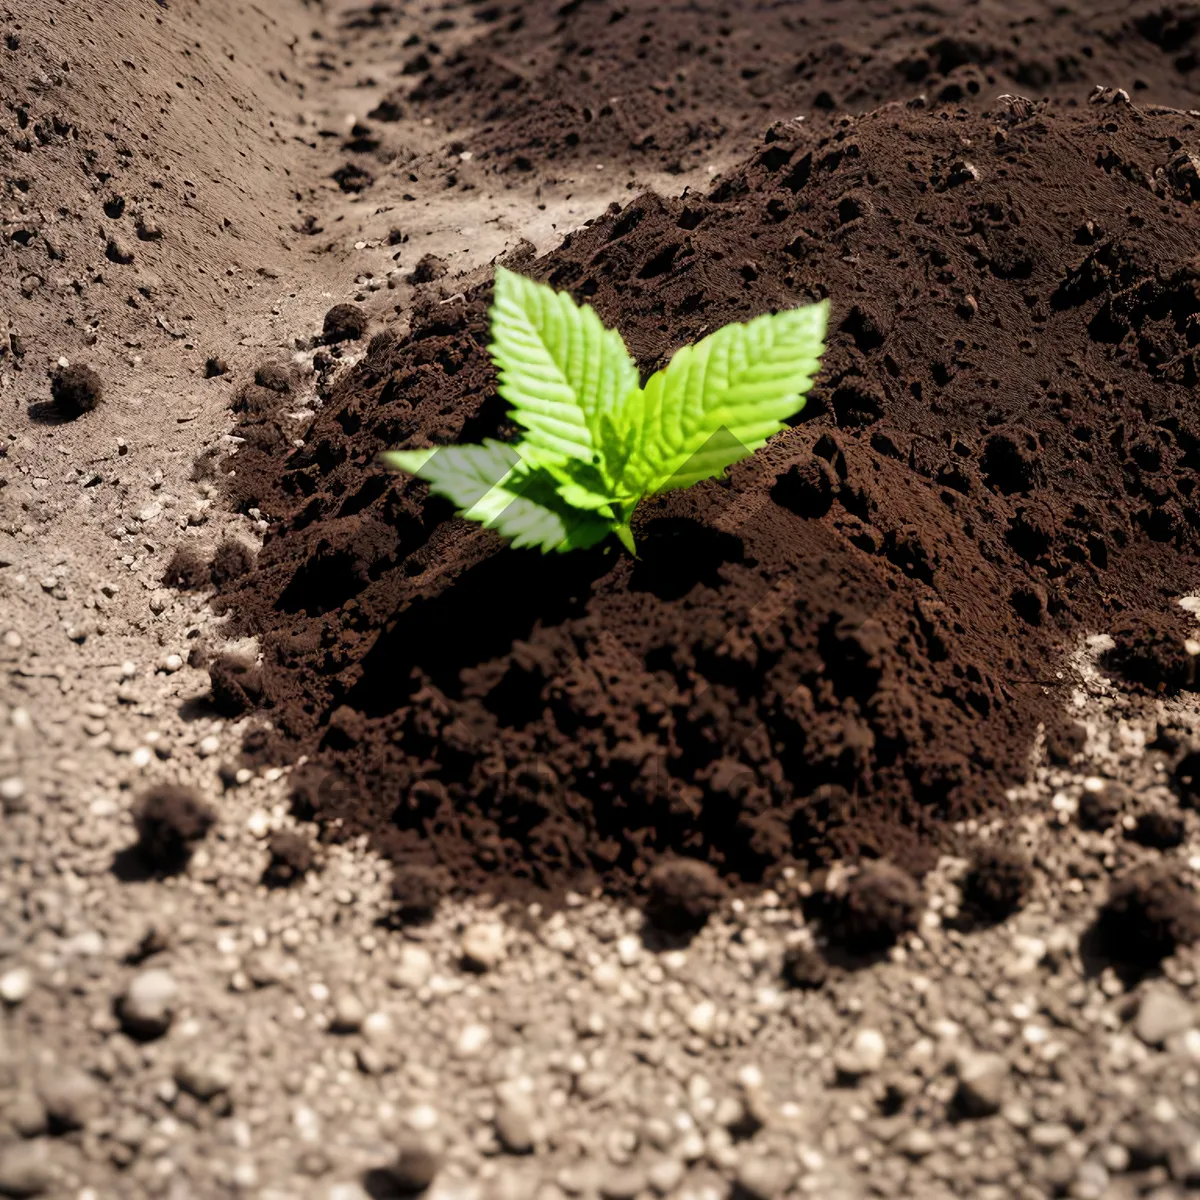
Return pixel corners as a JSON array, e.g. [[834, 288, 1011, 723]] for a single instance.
[[628, 516, 743, 602], [345, 542, 613, 717]]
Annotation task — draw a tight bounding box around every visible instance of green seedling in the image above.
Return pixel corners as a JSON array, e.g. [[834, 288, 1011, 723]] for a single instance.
[[379, 267, 828, 554]]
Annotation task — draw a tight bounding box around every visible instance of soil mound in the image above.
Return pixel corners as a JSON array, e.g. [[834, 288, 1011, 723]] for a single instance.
[[371, 0, 1200, 175], [221, 99, 1200, 899]]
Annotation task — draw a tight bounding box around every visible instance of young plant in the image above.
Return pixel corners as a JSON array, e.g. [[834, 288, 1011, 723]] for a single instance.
[[379, 267, 828, 554]]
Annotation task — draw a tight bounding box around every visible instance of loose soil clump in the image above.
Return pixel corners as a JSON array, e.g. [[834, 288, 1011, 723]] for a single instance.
[[220, 102, 1200, 906], [49, 364, 103, 418], [162, 543, 210, 591], [130, 785, 216, 876], [644, 860, 728, 934], [959, 844, 1035, 926], [262, 830, 317, 888], [209, 537, 257, 588], [323, 302, 369, 344], [1093, 867, 1200, 967]]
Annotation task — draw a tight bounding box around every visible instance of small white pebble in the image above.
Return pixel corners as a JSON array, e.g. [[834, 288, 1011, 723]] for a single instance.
[[687, 1000, 717, 1038], [161, 654, 183, 673], [0, 967, 33, 1005], [616, 935, 641, 966], [362, 1011, 393, 1043], [389, 945, 433, 990], [460, 923, 506, 971], [407, 1104, 439, 1132], [456, 1022, 491, 1057], [835, 1028, 887, 1076], [0, 777, 26, 804]]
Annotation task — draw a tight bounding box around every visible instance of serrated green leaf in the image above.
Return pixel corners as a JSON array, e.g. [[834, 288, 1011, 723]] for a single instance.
[[484, 468, 615, 553], [381, 280, 829, 557], [379, 440, 613, 553], [489, 267, 639, 468], [516, 443, 618, 514], [596, 404, 639, 493], [616, 300, 829, 495], [378, 440, 521, 511]]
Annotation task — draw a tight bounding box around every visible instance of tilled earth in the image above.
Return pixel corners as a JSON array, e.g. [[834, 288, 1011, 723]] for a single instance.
[[7, 1, 1200, 1198], [224, 98, 1200, 902]]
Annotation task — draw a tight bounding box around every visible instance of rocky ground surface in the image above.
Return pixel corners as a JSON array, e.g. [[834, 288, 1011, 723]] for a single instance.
[[5, 2, 1200, 1198]]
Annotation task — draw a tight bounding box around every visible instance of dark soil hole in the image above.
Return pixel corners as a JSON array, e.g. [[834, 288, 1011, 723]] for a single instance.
[[628, 517, 743, 601]]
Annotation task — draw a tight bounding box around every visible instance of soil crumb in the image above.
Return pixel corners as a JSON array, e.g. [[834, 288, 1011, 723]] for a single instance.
[[643, 860, 727, 934], [323, 303, 369, 344], [131, 785, 216, 876], [50, 364, 103, 418], [262, 830, 317, 888], [1094, 867, 1200, 967], [959, 844, 1034, 926]]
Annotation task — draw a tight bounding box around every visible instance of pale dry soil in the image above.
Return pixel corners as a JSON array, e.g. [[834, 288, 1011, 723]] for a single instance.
[[3, 3, 1200, 1199]]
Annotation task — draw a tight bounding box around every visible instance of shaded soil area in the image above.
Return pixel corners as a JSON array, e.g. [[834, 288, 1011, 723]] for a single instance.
[[366, 0, 1200, 176], [218, 93, 1200, 900]]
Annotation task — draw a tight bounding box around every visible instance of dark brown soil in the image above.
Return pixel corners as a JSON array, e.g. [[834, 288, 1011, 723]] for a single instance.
[[216, 14, 1200, 905], [374, 0, 1200, 179]]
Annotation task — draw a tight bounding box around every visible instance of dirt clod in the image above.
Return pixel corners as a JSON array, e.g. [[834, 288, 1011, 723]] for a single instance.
[[253, 362, 292, 394], [1128, 810, 1187, 851], [262, 830, 316, 888], [105, 237, 134, 265], [643, 860, 727, 934], [209, 537, 256, 587], [49, 364, 103, 418], [131, 785, 216, 875], [781, 945, 829, 990], [162, 543, 210, 591], [815, 862, 923, 955], [406, 253, 446, 284], [322, 302, 368, 343], [204, 357, 228, 378], [959, 844, 1034, 926], [207, 654, 264, 717], [1094, 867, 1200, 967]]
